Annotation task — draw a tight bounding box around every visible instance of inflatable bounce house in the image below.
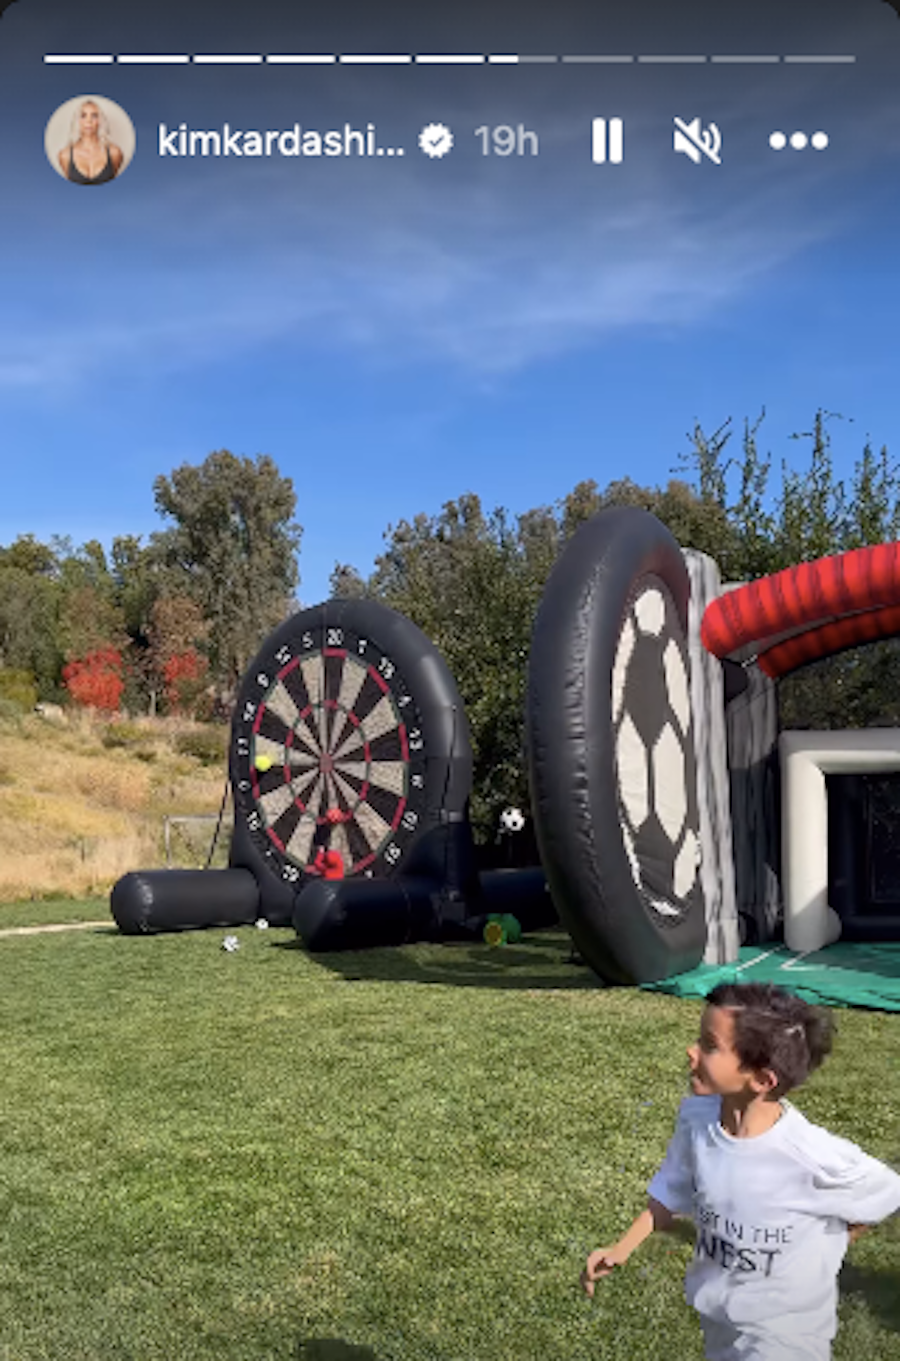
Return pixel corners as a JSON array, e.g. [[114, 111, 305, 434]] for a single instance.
[[111, 507, 900, 992]]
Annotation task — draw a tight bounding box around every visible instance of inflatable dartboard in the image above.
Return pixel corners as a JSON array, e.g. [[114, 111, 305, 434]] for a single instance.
[[228, 598, 475, 926], [526, 507, 707, 985]]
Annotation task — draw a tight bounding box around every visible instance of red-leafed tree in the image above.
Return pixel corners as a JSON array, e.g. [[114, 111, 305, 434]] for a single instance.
[[147, 595, 210, 716], [63, 647, 124, 711], [163, 646, 209, 715]]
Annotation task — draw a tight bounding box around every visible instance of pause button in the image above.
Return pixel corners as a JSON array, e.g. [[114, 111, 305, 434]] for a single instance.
[[592, 117, 624, 164]]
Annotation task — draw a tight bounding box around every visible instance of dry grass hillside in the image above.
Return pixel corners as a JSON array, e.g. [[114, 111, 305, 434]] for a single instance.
[[0, 709, 231, 904]]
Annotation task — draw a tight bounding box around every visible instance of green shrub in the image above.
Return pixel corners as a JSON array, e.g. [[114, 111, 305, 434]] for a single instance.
[[0, 668, 37, 712], [174, 726, 229, 767], [0, 696, 24, 727], [101, 721, 147, 749]]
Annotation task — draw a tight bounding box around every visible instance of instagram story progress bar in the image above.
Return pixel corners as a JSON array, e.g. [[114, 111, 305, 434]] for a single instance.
[[592, 117, 623, 163]]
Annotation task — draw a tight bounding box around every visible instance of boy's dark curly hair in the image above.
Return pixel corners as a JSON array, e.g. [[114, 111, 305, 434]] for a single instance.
[[704, 982, 836, 1097]]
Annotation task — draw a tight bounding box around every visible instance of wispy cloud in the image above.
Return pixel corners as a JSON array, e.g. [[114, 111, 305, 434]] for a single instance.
[[3, 52, 895, 395]]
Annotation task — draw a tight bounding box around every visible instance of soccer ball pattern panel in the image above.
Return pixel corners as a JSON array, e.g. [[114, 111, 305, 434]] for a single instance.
[[611, 578, 701, 919], [663, 637, 691, 734], [616, 713, 649, 829], [634, 586, 666, 636], [653, 724, 686, 842], [674, 828, 700, 898], [611, 616, 636, 724]]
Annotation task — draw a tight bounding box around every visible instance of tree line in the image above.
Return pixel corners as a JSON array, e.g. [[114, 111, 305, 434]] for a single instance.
[[0, 450, 301, 717], [3, 412, 900, 836]]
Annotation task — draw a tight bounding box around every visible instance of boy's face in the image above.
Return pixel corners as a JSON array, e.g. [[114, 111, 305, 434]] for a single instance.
[[686, 1005, 776, 1099]]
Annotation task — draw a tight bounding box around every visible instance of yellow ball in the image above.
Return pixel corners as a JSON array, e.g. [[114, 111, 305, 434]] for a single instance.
[[255, 754, 273, 773]]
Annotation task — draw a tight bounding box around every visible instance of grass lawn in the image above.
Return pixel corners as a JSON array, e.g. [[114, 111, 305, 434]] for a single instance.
[[0, 910, 898, 1361], [0, 897, 111, 931]]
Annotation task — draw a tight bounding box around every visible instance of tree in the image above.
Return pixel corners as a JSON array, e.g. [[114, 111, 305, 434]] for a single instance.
[[844, 440, 900, 550], [146, 594, 210, 716], [515, 504, 558, 583], [0, 533, 58, 577], [778, 410, 847, 566], [0, 566, 61, 697], [63, 648, 124, 712], [676, 416, 778, 580], [57, 584, 126, 661], [52, 539, 128, 667], [678, 417, 731, 510], [653, 478, 736, 569], [0, 536, 63, 696], [729, 414, 777, 581], [0, 535, 137, 701], [559, 478, 605, 540], [162, 649, 209, 716], [329, 564, 368, 598], [152, 451, 301, 697], [111, 535, 158, 638]]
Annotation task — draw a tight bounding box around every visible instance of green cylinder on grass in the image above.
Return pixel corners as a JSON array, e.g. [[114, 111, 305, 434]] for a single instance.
[[483, 913, 522, 946]]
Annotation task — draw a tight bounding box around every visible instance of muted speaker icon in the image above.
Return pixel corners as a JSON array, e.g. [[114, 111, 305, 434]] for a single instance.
[[673, 116, 722, 164]]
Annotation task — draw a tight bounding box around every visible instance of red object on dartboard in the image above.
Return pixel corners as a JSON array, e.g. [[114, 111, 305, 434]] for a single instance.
[[313, 848, 345, 880]]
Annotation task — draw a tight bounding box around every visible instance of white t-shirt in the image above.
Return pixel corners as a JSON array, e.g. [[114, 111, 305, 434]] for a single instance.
[[647, 1095, 900, 1351]]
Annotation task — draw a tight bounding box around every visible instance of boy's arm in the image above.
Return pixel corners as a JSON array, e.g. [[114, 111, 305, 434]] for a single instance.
[[615, 1198, 678, 1256], [847, 1223, 869, 1244]]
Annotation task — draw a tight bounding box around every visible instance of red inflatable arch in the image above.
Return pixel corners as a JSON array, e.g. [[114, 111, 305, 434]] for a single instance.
[[700, 541, 900, 678]]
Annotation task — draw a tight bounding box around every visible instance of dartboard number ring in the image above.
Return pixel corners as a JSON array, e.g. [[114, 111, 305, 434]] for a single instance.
[[232, 621, 428, 880]]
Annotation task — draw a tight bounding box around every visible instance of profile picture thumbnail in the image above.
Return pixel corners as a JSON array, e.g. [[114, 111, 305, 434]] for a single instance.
[[45, 95, 136, 185]]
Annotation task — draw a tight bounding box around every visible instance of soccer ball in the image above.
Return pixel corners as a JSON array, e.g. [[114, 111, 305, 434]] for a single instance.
[[499, 806, 526, 834], [222, 935, 240, 952], [610, 583, 701, 916]]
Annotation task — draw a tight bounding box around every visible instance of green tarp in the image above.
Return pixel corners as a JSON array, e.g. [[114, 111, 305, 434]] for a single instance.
[[640, 942, 900, 1012]]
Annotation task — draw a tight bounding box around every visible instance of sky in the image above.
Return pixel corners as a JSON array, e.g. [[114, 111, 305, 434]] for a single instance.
[[2, 0, 900, 604]]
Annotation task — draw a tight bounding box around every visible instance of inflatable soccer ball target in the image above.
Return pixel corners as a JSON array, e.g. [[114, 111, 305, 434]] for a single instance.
[[526, 506, 706, 984]]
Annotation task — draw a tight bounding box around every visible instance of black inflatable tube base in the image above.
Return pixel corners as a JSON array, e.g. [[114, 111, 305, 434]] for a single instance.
[[111, 868, 260, 935], [294, 876, 443, 951]]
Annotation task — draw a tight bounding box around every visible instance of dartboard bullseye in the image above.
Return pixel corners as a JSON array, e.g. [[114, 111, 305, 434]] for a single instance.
[[228, 598, 475, 926]]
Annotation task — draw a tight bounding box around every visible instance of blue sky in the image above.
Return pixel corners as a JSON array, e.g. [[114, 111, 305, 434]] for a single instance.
[[2, 0, 900, 604]]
